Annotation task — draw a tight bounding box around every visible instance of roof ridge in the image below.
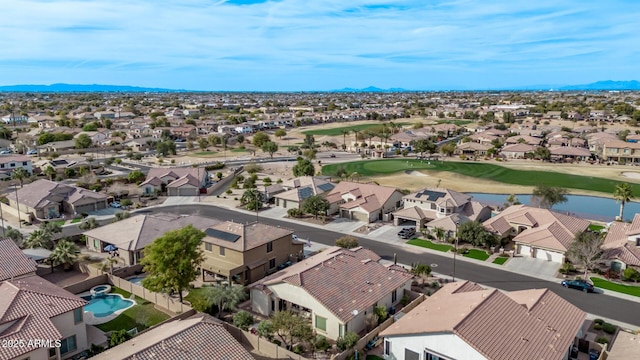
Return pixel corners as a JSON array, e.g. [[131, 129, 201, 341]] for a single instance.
[[453, 288, 500, 331]]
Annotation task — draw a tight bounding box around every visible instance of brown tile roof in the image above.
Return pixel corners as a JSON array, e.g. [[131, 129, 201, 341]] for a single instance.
[[501, 143, 536, 153], [382, 281, 585, 360], [0, 275, 87, 360], [92, 314, 254, 360], [324, 181, 401, 214], [626, 214, 640, 235], [0, 240, 37, 281], [393, 206, 432, 221], [460, 201, 491, 221], [83, 213, 217, 251], [140, 166, 206, 187], [403, 188, 472, 208], [8, 179, 107, 209], [602, 221, 631, 249], [166, 173, 200, 188], [0, 154, 30, 164], [202, 221, 294, 252], [252, 246, 412, 323]]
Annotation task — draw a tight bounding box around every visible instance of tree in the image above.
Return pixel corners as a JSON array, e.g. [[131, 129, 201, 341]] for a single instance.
[[413, 139, 436, 158], [156, 139, 177, 156], [336, 331, 359, 351], [198, 138, 209, 150], [532, 184, 568, 209], [109, 330, 132, 347], [141, 225, 206, 303], [613, 183, 634, 221], [252, 131, 270, 147], [261, 141, 278, 158], [78, 217, 100, 230], [410, 262, 432, 286], [40, 221, 63, 236], [113, 211, 131, 222], [45, 165, 57, 181], [100, 257, 118, 275], [292, 158, 315, 176], [204, 284, 247, 318], [440, 143, 455, 157], [23, 229, 53, 249], [566, 231, 604, 280], [241, 189, 262, 211], [50, 238, 80, 270], [301, 195, 329, 219], [233, 310, 255, 331], [127, 170, 146, 183], [11, 167, 29, 188], [302, 149, 316, 160], [236, 134, 245, 144], [257, 320, 275, 340], [433, 227, 446, 243], [271, 310, 313, 350], [274, 128, 287, 139], [335, 235, 359, 249], [64, 167, 76, 178], [6, 226, 23, 245], [74, 134, 93, 149], [504, 194, 521, 207], [340, 129, 350, 150], [457, 221, 498, 247], [302, 134, 317, 149], [534, 146, 551, 161]]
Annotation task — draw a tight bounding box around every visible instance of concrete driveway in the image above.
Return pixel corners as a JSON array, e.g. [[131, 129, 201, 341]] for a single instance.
[[504, 256, 560, 280]]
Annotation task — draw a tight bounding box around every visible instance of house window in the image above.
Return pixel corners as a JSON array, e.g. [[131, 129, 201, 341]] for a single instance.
[[392, 289, 397, 303], [205, 243, 212, 252], [267, 241, 273, 253], [424, 351, 449, 360], [269, 258, 276, 269], [22, 162, 27, 166], [49, 347, 57, 357], [73, 308, 83, 324], [384, 339, 391, 356], [405, 349, 419, 360], [93, 239, 100, 250], [0, 164, 4, 169], [219, 247, 225, 256], [60, 335, 77, 355], [315, 315, 327, 331], [9, 163, 14, 167]]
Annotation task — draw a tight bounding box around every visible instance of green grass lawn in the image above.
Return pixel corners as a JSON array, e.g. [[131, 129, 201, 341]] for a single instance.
[[302, 122, 409, 136], [322, 159, 636, 196], [463, 249, 490, 261], [189, 151, 219, 157], [70, 218, 83, 224], [407, 239, 453, 252], [47, 220, 66, 226], [231, 148, 249, 153], [589, 224, 605, 232], [95, 288, 170, 333], [590, 277, 640, 297], [492, 256, 509, 265]]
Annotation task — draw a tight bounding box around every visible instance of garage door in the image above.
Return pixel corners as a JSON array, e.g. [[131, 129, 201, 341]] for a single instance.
[[178, 188, 197, 196], [352, 211, 369, 222], [74, 203, 95, 214], [95, 201, 106, 210], [534, 249, 564, 262], [518, 245, 532, 257]]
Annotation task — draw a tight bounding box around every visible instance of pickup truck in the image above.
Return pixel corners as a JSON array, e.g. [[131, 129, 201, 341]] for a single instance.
[[397, 227, 416, 239]]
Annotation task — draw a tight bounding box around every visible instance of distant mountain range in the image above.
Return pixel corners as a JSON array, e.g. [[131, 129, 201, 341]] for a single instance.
[[0, 81, 639, 93], [0, 83, 181, 92]]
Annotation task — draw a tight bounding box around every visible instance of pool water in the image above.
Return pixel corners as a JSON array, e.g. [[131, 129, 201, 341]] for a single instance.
[[83, 294, 135, 318], [128, 276, 146, 285]]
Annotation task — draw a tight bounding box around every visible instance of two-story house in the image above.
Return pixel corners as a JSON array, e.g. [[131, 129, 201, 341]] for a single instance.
[[381, 281, 586, 360], [323, 181, 404, 222], [600, 138, 640, 164], [272, 176, 336, 210], [139, 167, 209, 196], [200, 221, 304, 284], [249, 246, 413, 340], [0, 154, 33, 179], [393, 188, 491, 234]]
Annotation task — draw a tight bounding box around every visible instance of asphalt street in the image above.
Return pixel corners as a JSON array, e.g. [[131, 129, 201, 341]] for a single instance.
[[140, 204, 640, 327]]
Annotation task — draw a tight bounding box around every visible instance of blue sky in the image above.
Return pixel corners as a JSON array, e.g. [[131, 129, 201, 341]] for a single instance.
[[0, 0, 639, 91]]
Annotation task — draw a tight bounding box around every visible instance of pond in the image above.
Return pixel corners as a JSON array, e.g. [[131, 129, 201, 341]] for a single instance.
[[466, 193, 640, 222]]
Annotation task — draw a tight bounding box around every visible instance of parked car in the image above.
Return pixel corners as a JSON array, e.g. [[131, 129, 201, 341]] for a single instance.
[[110, 202, 121, 208], [26, 149, 38, 155], [329, 154, 336, 158], [397, 227, 416, 239], [0, 150, 11, 154], [561, 279, 594, 293]]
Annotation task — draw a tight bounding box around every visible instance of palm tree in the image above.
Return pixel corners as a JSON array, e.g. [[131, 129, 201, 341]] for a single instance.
[[410, 262, 432, 287], [44, 165, 57, 181], [340, 129, 350, 151], [204, 284, 247, 318], [50, 239, 80, 270], [433, 227, 446, 243], [614, 183, 634, 221], [6, 226, 24, 246], [352, 129, 361, 152], [100, 257, 119, 275], [11, 167, 29, 188], [23, 229, 53, 249]]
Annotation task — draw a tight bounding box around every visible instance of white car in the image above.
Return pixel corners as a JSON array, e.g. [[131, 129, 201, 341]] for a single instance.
[[110, 202, 121, 208]]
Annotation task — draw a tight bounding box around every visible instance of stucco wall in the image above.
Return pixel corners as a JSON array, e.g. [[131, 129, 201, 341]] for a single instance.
[[386, 333, 487, 360]]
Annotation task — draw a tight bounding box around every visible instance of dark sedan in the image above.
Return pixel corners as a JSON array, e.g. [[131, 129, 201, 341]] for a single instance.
[[561, 279, 595, 293]]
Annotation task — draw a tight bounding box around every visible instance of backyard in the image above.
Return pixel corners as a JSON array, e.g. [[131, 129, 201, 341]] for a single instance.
[[95, 287, 171, 333], [322, 159, 636, 196]]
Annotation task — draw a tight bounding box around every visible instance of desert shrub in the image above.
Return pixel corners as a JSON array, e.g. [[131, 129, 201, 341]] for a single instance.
[[315, 336, 331, 352], [120, 199, 133, 206], [400, 294, 410, 306], [595, 337, 609, 344], [594, 318, 605, 325], [232, 311, 254, 331], [373, 305, 388, 322], [622, 267, 640, 282], [293, 344, 305, 354], [593, 324, 602, 330], [287, 208, 303, 218], [602, 323, 617, 334]]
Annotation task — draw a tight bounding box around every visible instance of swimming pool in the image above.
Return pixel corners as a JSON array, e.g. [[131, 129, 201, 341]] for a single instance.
[[83, 294, 135, 318], [127, 276, 146, 285]]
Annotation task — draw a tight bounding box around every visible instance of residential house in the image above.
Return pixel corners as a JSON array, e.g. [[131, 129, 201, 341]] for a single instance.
[[549, 146, 592, 162], [483, 205, 590, 263], [0, 239, 38, 281], [504, 135, 542, 146], [0, 275, 89, 360], [84, 213, 215, 266], [250, 246, 413, 340], [37, 139, 77, 153], [600, 138, 640, 163], [455, 142, 492, 157], [393, 188, 491, 233], [7, 179, 109, 220], [1, 114, 29, 124], [93, 314, 255, 360], [200, 221, 304, 284], [323, 181, 404, 222], [381, 281, 586, 360], [94, 111, 116, 119], [273, 176, 336, 209], [601, 214, 640, 272], [0, 154, 33, 179], [139, 166, 209, 196], [499, 143, 536, 159]]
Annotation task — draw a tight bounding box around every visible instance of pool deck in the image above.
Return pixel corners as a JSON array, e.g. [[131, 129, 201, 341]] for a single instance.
[[80, 291, 137, 325]]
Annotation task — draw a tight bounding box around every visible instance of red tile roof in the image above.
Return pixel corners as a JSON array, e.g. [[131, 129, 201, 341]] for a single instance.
[[0, 240, 37, 281], [0, 276, 87, 360]]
